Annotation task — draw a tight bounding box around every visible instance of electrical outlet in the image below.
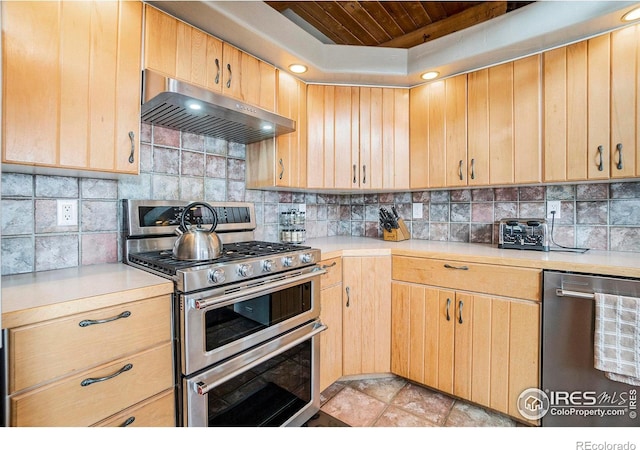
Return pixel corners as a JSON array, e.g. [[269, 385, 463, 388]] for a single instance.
[[57, 199, 78, 226], [412, 203, 423, 219], [546, 200, 561, 219]]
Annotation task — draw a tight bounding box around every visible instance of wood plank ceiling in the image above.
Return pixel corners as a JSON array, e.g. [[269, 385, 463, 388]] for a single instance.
[[265, 1, 534, 49]]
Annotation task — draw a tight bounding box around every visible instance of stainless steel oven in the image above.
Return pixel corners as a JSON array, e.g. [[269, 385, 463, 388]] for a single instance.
[[184, 319, 326, 427], [122, 200, 326, 427], [179, 265, 321, 375]]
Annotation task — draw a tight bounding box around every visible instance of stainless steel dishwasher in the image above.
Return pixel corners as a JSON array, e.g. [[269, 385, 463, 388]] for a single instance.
[[542, 271, 639, 427]]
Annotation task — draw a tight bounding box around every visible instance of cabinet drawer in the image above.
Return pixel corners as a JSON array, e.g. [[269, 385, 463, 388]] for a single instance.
[[320, 257, 342, 289], [10, 342, 173, 427], [93, 388, 175, 427], [392, 256, 541, 301], [9, 295, 171, 393]]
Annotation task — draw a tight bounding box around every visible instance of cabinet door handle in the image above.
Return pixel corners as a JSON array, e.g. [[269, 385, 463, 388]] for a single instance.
[[121, 417, 136, 427], [362, 164, 366, 184], [345, 286, 350, 307], [321, 261, 337, 269], [81, 363, 133, 387], [215, 58, 220, 85], [78, 310, 131, 327], [470, 158, 475, 180], [458, 300, 464, 324], [459, 160, 464, 181], [446, 297, 451, 321], [597, 145, 604, 171], [615, 143, 623, 170], [128, 131, 135, 164], [278, 158, 284, 180], [444, 263, 469, 271], [353, 164, 357, 184], [226, 63, 232, 89]]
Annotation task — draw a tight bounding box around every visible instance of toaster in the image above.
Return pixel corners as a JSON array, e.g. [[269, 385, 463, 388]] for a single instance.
[[498, 218, 550, 251]]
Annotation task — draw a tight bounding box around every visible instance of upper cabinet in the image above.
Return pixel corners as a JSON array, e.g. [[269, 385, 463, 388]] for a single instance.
[[306, 85, 409, 190], [544, 23, 640, 182], [246, 70, 307, 189], [2, 0, 142, 174], [144, 5, 276, 112], [410, 55, 541, 189]]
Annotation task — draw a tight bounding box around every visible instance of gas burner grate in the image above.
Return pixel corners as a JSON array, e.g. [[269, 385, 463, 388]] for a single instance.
[[128, 240, 311, 277]]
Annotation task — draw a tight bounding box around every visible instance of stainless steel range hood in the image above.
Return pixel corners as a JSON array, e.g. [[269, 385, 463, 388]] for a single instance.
[[141, 69, 295, 144]]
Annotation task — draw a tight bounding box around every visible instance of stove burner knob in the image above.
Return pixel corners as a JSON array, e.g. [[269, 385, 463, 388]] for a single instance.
[[262, 259, 275, 272], [238, 264, 254, 278], [300, 253, 314, 264], [208, 268, 226, 284], [282, 256, 294, 267]]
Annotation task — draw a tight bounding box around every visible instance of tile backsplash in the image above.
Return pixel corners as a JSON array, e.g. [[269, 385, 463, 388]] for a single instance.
[[3, 123, 640, 275]]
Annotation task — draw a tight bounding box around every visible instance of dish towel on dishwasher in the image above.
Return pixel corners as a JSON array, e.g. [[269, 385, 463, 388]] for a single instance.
[[594, 293, 640, 386]]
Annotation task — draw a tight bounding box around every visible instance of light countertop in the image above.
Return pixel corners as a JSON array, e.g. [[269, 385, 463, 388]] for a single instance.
[[306, 236, 640, 278], [1, 264, 173, 329]]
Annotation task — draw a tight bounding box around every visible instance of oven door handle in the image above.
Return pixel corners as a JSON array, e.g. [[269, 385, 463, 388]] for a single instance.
[[194, 320, 328, 396], [193, 269, 326, 310]]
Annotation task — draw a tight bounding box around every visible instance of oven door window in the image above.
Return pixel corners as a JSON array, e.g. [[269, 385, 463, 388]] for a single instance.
[[207, 339, 312, 426], [204, 282, 312, 352]]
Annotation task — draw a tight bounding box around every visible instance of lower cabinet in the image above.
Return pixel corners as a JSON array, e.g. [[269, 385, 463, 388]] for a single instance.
[[319, 257, 343, 392], [342, 256, 391, 376], [391, 256, 541, 424], [7, 294, 175, 426]]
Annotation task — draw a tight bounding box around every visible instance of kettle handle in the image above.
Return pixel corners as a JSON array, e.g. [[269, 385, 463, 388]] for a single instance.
[[180, 202, 218, 233]]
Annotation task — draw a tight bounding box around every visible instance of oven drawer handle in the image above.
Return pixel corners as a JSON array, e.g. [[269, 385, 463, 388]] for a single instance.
[[78, 311, 131, 327], [194, 269, 325, 310], [80, 363, 133, 387], [194, 321, 328, 396]]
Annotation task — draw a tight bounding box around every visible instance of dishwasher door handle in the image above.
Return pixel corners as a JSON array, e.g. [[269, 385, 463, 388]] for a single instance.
[[555, 288, 595, 300]]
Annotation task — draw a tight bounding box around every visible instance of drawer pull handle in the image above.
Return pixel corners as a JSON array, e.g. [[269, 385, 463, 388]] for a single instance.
[[443, 263, 469, 271], [278, 158, 284, 180], [345, 286, 350, 308], [121, 417, 135, 427], [81, 363, 133, 387], [128, 131, 135, 164], [321, 261, 337, 269], [446, 298, 451, 321], [214, 58, 220, 85], [79, 310, 131, 327], [597, 145, 604, 171], [616, 143, 623, 170], [458, 160, 464, 181], [458, 300, 464, 324]]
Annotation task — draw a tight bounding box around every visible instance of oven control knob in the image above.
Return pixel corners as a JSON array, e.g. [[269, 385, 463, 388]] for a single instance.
[[262, 259, 275, 272], [300, 253, 314, 264], [238, 264, 254, 278], [282, 256, 294, 267], [208, 268, 226, 284]]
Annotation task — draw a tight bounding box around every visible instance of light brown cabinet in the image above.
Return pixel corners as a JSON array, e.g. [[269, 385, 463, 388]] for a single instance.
[[2, 0, 142, 174], [391, 256, 540, 424], [144, 4, 276, 112], [7, 294, 174, 427], [307, 85, 409, 190], [246, 70, 307, 189], [544, 23, 640, 182], [318, 257, 343, 392], [342, 256, 391, 376]]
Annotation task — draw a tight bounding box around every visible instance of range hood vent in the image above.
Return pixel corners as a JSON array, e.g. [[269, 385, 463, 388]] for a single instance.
[[141, 70, 295, 144]]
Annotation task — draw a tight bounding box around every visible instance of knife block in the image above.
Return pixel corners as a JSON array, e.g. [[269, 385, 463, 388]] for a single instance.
[[383, 218, 410, 241]]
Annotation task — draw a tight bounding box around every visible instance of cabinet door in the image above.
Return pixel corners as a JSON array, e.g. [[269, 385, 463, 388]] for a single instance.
[[319, 283, 343, 392], [610, 23, 640, 179], [3, 0, 141, 174], [342, 256, 391, 376], [275, 71, 306, 188], [391, 282, 427, 383], [453, 293, 473, 399]]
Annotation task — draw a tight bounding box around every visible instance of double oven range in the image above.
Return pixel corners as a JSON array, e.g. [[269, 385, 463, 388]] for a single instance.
[[122, 200, 326, 427]]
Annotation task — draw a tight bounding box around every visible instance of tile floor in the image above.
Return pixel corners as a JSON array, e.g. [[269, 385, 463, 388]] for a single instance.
[[319, 374, 520, 427]]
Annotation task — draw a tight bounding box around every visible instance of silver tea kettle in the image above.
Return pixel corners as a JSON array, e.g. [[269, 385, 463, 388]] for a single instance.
[[172, 202, 222, 261]]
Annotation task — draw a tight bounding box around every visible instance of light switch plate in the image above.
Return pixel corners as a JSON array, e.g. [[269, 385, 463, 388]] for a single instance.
[[412, 203, 423, 219], [546, 201, 561, 219]]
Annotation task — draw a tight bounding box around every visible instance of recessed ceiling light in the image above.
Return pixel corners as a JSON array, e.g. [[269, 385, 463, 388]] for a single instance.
[[289, 64, 308, 74], [421, 71, 439, 81], [622, 7, 640, 21]]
